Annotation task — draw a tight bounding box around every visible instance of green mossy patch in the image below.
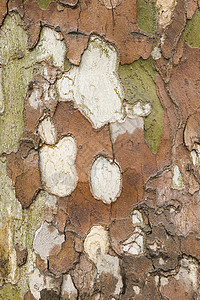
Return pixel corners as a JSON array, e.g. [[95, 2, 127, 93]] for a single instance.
[[137, 0, 157, 34], [64, 57, 72, 72], [36, 0, 55, 10], [24, 0, 55, 10], [0, 14, 36, 154], [0, 284, 22, 300], [0, 13, 67, 154], [119, 58, 164, 154], [182, 9, 200, 48]]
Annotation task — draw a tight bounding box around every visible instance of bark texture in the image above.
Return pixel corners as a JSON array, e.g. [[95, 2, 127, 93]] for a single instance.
[[0, 0, 200, 299]]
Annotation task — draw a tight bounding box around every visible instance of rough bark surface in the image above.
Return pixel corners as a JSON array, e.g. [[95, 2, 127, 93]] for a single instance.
[[0, 0, 200, 299]]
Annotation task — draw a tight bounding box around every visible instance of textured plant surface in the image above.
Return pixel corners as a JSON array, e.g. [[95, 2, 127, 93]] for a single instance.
[[0, 0, 200, 299]]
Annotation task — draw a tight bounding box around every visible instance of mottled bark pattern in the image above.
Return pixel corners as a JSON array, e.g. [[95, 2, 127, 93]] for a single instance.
[[0, 0, 200, 299]]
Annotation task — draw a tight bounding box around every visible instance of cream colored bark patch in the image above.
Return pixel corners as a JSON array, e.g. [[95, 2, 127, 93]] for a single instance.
[[96, 254, 123, 295], [84, 225, 110, 264], [133, 285, 141, 295], [33, 221, 65, 260], [36, 27, 66, 69], [155, 0, 177, 27], [38, 117, 57, 145], [121, 227, 144, 255], [29, 269, 44, 300], [132, 210, 144, 226], [28, 86, 43, 110], [90, 156, 122, 204], [151, 47, 162, 60], [29, 268, 61, 300], [191, 150, 198, 166], [125, 101, 151, 118], [39, 136, 78, 197], [172, 164, 184, 189], [174, 258, 199, 290], [61, 274, 78, 299], [110, 117, 144, 143], [121, 210, 144, 255], [109, 101, 151, 142], [57, 35, 124, 129]]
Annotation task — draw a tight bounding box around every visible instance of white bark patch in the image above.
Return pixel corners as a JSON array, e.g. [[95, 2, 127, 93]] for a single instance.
[[96, 253, 123, 295], [172, 164, 184, 189], [57, 35, 124, 129], [159, 257, 165, 265], [160, 277, 169, 286], [149, 242, 159, 251], [132, 210, 144, 227], [84, 225, 110, 264], [36, 27, 66, 69], [110, 117, 144, 143], [125, 101, 151, 118], [155, 0, 177, 28], [29, 269, 44, 300], [155, 275, 159, 286], [121, 227, 144, 255], [38, 117, 57, 145], [57, 69, 76, 101], [174, 258, 198, 290], [61, 274, 78, 299], [133, 286, 141, 295], [151, 47, 162, 60], [121, 211, 144, 255], [90, 156, 122, 204], [191, 150, 199, 166], [33, 221, 65, 260], [39, 136, 78, 197], [190, 145, 200, 167], [28, 86, 43, 110], [29, 269, 61, 300]]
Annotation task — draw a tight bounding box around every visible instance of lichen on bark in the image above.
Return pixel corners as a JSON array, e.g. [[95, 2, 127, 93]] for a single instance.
[[182, 9, 200, 48], [0, 284, 22, 300], [0, 1, 200, 298], [0, 13, 66, 155], [36, 0, 55, 9], [23, 0, 55, 10], [119, 57, 164, 154], [0, 14, 35, 154], [137, 0, 157, 34]]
